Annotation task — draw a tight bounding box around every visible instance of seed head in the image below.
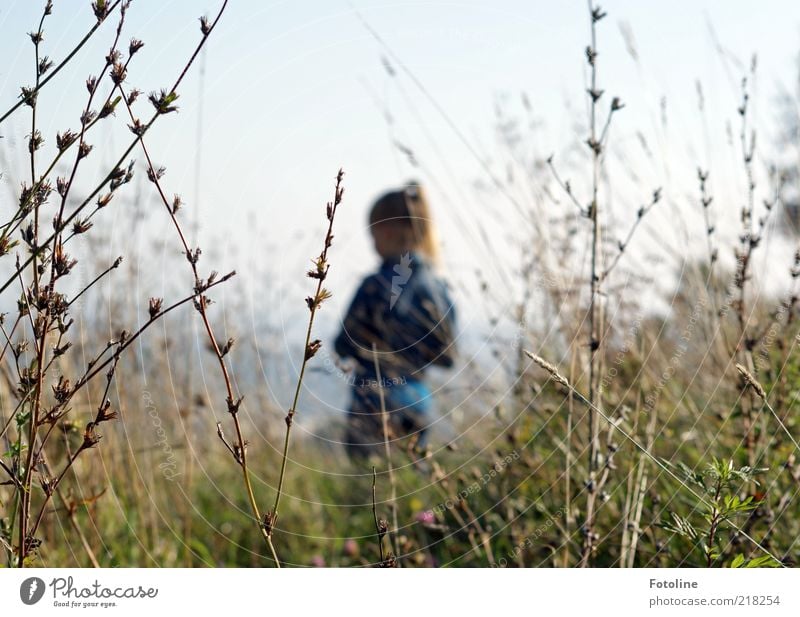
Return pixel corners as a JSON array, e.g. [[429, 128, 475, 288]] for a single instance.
[[199, 15, 211, 35], [524, 351, 570, 388], [148, 297, 163, 319], [377, 518, 389, 538], [82, 422, 101, 449], [263, 511, 277, 536], [129, 38, 144, 56], [305, 339, 322, 361], [735, 363, 766, 401], [92, 0, 110, 22], [56, 130, 77, 152]]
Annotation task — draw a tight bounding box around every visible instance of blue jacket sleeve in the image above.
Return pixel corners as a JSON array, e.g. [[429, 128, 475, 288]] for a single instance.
[[334, 276, 382, 362]]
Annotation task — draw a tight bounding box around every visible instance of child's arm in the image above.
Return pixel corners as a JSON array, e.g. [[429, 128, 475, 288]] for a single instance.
[[334, 277, 381, 362], [420, 277, 457, 368]]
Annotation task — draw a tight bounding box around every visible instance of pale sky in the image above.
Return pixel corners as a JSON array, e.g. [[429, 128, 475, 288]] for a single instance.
[[1, 0, 799, 354]]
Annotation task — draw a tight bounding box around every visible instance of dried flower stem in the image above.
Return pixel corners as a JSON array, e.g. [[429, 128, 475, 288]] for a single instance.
[[546, 2, 634, 565], [0, 0, 123, 125], [372, 466, 385, 563], [372, 342, 399, 564], [106, 0, 279, 566], [268, 170, 345, 563], [582, 0, 605, 568], [601, 188, 661, 281], [546, 157, 586, 216], [16, 0, 56, 566], [0, 4, 226, 302], [14, 272, 230, 562], [561, 347, 578, 567], [18, 1, 130, 566], [620, 360, 656, 568], [28, 352, 121, 542], [698, 168, 717, 281], [109, 0, 278, 566], [732, 72, 775, 469], [0, 0, 235, 567]]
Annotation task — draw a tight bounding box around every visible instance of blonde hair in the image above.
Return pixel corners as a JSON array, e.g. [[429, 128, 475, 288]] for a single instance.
[[368, 182, 439, 263]]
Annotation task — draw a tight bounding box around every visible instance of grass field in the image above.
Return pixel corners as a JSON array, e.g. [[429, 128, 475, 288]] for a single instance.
[[1, 0, 800, 568]]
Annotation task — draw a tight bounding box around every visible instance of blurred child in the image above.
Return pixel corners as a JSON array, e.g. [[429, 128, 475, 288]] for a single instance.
[[334, 183, 456, 460]]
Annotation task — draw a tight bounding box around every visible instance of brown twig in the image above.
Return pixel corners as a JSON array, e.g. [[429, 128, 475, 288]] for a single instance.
[[267, 169, 345, 565], [0, 0, 123, 125], [372, 342, 399, 564]]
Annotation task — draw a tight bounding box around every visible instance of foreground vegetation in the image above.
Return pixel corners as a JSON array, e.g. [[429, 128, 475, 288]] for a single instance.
[[1, 1, 799, 567]]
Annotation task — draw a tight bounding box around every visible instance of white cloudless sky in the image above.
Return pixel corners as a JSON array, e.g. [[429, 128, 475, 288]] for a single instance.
[[1, 0, 799, 343]]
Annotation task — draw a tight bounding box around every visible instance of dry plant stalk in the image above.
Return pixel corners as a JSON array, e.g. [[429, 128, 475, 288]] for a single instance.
[[265, 170, 345, 565], [581, 0, 606, 567], [733, 73, 764, 468], [544, 1, 660, 567], [371, 342, 399, 563], [103, 2, 283, 566], [371, 466, 395, 567], [0, 0, 231, 568]]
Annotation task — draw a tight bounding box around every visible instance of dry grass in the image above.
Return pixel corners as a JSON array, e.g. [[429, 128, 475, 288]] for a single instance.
[[1, 1, 799, 569]]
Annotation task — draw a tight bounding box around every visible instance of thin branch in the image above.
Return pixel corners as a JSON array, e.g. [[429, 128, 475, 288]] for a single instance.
[[372, 342, 399, 564], [546, 156, 586, 216], [372, 467, 385, 563], [0, 1, 123, 124], [601, 188, 661, 281], [66, 257, 123, 309], [269, 170, 345, 560]]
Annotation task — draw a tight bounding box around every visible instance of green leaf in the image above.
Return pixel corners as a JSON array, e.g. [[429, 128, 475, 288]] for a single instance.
[[745, 555, 781, 568]]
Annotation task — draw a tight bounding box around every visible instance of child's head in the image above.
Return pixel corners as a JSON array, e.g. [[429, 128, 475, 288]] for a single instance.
[[368, 182, 439, 262]]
